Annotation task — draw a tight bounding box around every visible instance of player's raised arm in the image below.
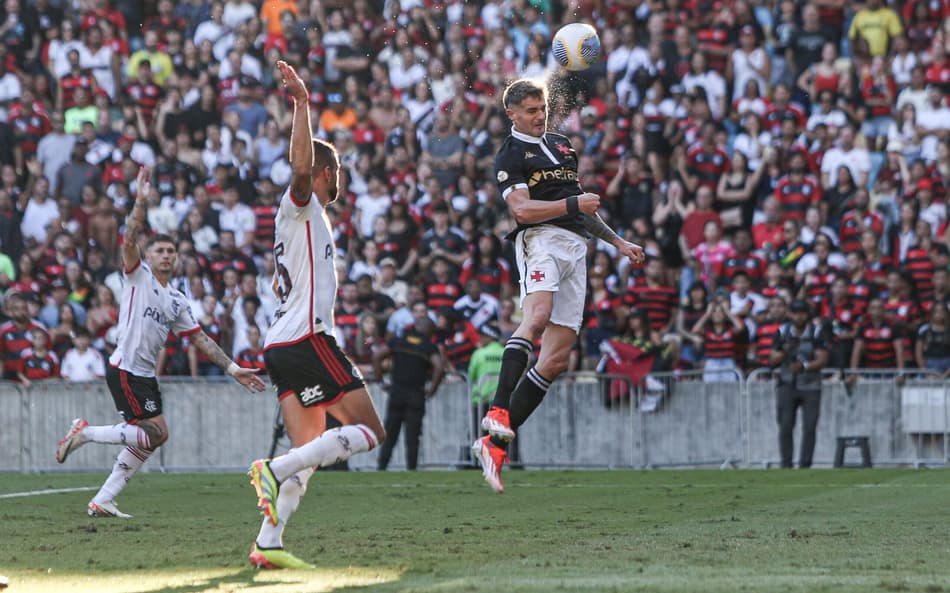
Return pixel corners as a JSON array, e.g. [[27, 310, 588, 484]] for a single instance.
[[123, 167, 150, 273], [278, 60, 314, 204]]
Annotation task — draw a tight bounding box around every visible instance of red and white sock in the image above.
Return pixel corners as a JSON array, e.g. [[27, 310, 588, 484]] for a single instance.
[[269, 425, 376, 482], [82, 423, 151, 450], [256, 465, 315, 549], [91, 446, 151, 505]]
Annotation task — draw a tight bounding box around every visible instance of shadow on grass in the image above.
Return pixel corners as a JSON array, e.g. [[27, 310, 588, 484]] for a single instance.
[[139, 568, 280, 593]]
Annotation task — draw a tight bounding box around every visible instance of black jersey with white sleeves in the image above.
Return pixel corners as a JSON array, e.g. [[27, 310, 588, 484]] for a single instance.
[[494, 127, 587, 239]]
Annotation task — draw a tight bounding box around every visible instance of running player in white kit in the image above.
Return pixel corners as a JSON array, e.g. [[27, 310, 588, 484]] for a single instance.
[[246, 61, 385, 570], [54, 168, 266, 518]]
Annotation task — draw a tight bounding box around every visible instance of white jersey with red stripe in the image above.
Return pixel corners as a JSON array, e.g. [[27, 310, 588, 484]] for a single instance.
[[264, 187, 337, 349], [108, 261, 201, 377]]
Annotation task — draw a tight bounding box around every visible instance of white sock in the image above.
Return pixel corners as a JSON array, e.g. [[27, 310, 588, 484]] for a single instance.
[[83, 423, 151, 450], [92, 446, 151, 504], [256, 465, 314, 549], [269, 425, 376, 482]]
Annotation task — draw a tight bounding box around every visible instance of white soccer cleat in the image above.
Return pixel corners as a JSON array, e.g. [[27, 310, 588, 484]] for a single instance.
[[87, 500, 132, 519], [56, 418, 88, 464]]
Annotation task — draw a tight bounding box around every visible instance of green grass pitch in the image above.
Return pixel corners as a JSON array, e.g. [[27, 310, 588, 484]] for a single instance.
[[1, 469, 949, 592]]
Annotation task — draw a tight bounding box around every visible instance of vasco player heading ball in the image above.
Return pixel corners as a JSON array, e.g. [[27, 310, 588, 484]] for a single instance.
[[473, 79, 645, 493]]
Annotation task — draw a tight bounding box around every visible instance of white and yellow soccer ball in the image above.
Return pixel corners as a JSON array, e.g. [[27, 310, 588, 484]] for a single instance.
[[551, 23, 601, 71]]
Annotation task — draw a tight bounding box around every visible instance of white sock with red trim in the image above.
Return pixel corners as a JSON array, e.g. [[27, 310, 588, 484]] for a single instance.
[[269, 425, 376, 482], [256, 465, 315, 549], [82, 423, 151, 449], [91, 446, 151, 505]]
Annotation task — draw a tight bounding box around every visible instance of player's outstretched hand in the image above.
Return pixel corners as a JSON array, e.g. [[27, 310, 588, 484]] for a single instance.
[[277, 60, 308, 103], [135, 167, 150, 200], [617, 239, 645, 266], [577, 192, 601, 215], [233, 367, 266, 392]]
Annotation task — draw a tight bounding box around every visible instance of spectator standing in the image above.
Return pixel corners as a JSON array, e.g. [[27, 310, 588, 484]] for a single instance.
[[624, 257, 678, 335], [683, 122, 730, 194], [770, 299, 829, 469], [454, 277, 500, 331], [55, 140, 101, 205], [691, 218, 734, 288], [728, 25, 770, 101], [18, 328, 60, 387], [353, 174, 392, 239], [0, 293, 46, 380], [61, 327, 106, 382], [375, 258, 408, 308], [458, 232, 511, 302], [418, 201, 468, 271], [690, 299, 745, 382], [849, 0, 904, 58], [20, 174, 59, 247], [821, 126, 871, 189], [218, 187, 256, 251], [468, 323, 504, 437], [916, 303, 950, 374], [125, 30, 174, 87], [225, 79, 269, 139], [35, 113, 74, 194], [373, 313, 443, 471], [9, 89, 50, 167], [754, 296, 787, 368], [849, 298, 904, 385], [424, 113, 465, 191], [235, 324, 267, 375]]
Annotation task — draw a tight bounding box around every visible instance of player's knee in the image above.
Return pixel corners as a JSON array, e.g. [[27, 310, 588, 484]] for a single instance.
[[139, 421, 168, 449], [373, 426, 387, 447], [521, 310, 550, 338], [538, 353, 570, 378]]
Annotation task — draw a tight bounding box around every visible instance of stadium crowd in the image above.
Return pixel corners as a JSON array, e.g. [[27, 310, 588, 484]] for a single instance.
[[0, 0, 948, 390]]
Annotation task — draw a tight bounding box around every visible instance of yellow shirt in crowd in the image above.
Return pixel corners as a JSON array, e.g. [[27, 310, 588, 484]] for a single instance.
[[848, 7, 904, 56]]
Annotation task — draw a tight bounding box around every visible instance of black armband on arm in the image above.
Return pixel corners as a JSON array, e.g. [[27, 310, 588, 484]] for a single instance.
[[566, 195, 579, 215]]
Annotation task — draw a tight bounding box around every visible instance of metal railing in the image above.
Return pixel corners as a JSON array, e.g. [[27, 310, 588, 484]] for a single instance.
[[1, 367, 947, 473]]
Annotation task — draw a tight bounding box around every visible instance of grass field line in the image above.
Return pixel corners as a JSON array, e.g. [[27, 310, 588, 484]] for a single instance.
[[308, 479, 950, 490], [0, 486, 97, 499]]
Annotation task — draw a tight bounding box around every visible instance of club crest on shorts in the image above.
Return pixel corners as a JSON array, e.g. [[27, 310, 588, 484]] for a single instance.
[[144, 399, 158, 413], [497, 170, 509, 182]]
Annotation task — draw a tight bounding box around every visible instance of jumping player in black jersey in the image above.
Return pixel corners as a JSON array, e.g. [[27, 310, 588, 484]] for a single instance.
[[474, 79, 645, 492]]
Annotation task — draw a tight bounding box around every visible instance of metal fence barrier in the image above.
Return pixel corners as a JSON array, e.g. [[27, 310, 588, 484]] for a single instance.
[[637, 369, 746, 468], [745, 368, 947, 468], [1, 369, 947, 473]]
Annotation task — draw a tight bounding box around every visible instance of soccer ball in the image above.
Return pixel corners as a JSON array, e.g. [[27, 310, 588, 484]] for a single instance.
[[552, 23, 601, 71]]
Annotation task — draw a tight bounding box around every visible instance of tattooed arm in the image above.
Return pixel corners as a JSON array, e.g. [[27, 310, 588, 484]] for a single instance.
[[191, 330, 266, 391], [123, 167, 150, 272], [580, 212, 622, 244], [580, 213, 646, 265]]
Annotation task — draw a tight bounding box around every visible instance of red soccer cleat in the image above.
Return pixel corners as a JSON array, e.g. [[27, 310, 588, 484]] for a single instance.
[[471, 436, 508, 494], [480, 406, 515, 442]]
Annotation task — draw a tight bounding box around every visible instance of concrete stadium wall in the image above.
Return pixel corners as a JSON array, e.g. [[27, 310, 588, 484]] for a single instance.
[[1, 375, 946, 474]]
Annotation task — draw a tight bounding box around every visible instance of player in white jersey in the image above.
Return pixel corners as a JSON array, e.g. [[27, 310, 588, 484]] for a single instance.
[[245, 61, 386, 570], [54, 168, 265, 518]]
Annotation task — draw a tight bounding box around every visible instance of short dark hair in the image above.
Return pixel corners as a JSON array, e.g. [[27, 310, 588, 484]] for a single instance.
[[313, 139, 339, 170], [503, 79, 547, 110], [146, 233, 176, 250]]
